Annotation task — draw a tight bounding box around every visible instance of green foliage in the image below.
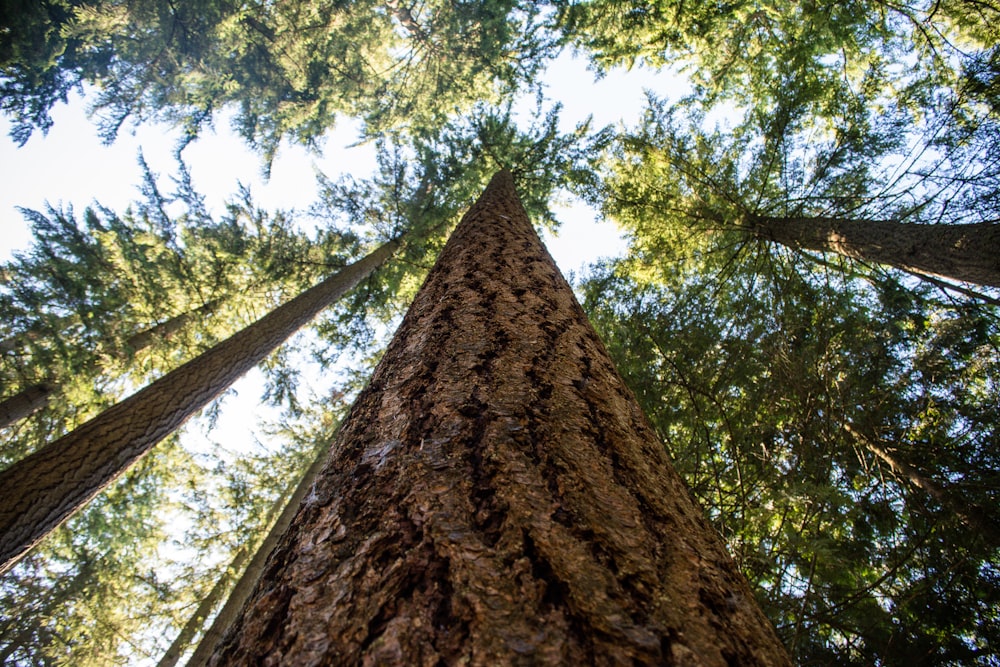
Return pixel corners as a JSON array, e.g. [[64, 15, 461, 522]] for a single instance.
[[0, 0, 558, 162], [309, 101, 600, 361], [0, 158, 357, 463], [554, 0, 999, 122], [4, 1, 1000, 663], [0, 436, 194, 665]]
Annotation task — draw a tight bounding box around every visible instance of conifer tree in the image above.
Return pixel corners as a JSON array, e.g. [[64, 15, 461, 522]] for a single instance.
[[208, 171, 791, 665]]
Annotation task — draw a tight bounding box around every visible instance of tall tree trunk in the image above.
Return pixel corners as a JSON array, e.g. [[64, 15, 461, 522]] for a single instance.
[[844, 423, 1000, 547], [208, 171, 790, 665], [123, 298, 222, 352], [0, 239, 400, 575], [157, 429, 327, 667], [0, 299, 222, 431], [156, 546, 254, 667], [184, 436, 335, 667], [749, 215, 1000, 288]]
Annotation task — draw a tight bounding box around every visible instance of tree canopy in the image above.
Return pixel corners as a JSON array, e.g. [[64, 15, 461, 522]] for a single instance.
[[1, 0, 998, 663]]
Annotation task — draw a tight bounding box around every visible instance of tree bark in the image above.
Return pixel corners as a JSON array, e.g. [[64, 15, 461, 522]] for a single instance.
[[385, 0, 428, 41], [208, 171, 790, 665], [749, 215, 1000, 288], [185, 437, 335, 667], [0, 239, 400, 575]]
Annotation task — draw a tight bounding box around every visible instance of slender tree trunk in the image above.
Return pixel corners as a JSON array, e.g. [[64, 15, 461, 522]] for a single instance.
[[844, 423, 1000, 547], [157, 430, 323, 667], [0, 239, 400, 575], [124, 298, 221, 352], [185, 436, 335, 667], [0, 299, 222, 431], [209, 171, 790, 665], [0, 382, 56, 428], [0, 313, 79, 355], [749, 215, 1000, 288], [156, 548, 253, 667]]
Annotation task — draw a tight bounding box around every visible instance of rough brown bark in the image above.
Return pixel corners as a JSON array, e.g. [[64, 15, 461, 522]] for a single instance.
[[185, 437, 335, 667], [750, 215, 1000, 288], [209, 171, 791, 666], [0, 239, 399, 575]]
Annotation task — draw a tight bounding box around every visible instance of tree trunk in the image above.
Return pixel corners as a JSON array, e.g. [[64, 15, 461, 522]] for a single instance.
[[0, 382, 55, 429], [157, 429, 320, 667], [156, 547, 253, 667], [124, 298, 222, 352], [185, 436, 335, 667], [208, 171, 790, 665], [0, 239, 400, 575], [0, 299, 221, 431], [844, 423, 1000, 547], [0, 313, 78, 356], [749, 215, 1000, 288]]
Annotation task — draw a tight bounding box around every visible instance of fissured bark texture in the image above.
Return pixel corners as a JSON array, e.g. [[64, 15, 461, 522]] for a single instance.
[[210, 171, 791, 666]]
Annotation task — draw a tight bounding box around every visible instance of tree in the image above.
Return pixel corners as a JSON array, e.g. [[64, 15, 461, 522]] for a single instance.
[[0, 157, 363, 462], [179, 419, 339, 667], [155, 429, 335, 667], [748, 215, 1000, 287], [0, 299, 220, 430], [0, 1, 557, 162], [0, 433, 204, 666], [0, 237, 400, 574], [205, 171, 790, 664], [553, 0, 1000, 131]]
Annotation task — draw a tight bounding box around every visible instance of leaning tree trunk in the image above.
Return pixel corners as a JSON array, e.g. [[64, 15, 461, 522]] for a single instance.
[[208, 171, 791, 665], [0, 382, 56, 430], [749, 215, 1000, 288], [184, 435, 336, 667], [0, 239, 400, 575], [156, 543, 254, 667], [156, 431, 332, 667], [0, 299, 222, 431], [843, 423, 1000, 547]]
